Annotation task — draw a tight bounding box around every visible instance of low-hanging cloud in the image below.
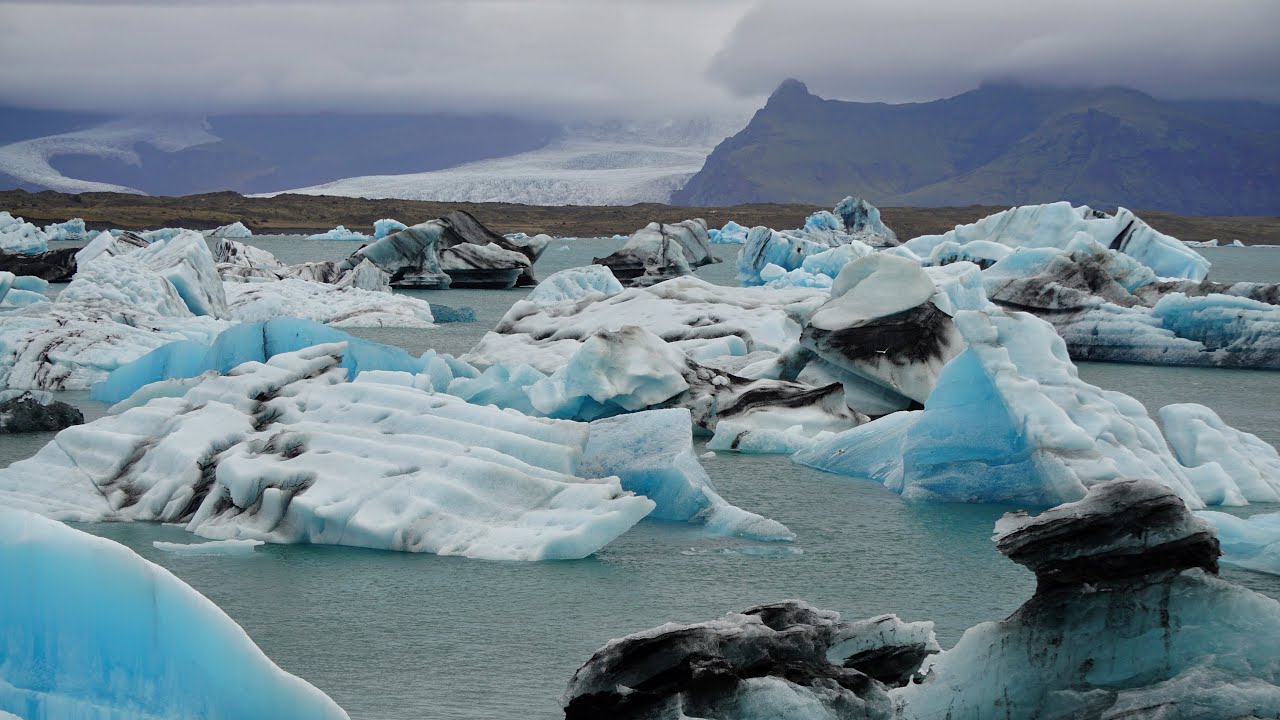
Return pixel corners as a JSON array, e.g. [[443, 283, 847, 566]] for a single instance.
[[707, 0, 1280, 104], [0, 0, 754, 118], [0, 0, 1277, 120]]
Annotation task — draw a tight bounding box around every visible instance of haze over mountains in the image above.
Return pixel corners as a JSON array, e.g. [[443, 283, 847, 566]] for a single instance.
[[2, 82, 1277, 214]]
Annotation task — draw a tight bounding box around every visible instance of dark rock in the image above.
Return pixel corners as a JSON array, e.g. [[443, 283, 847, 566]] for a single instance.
[[0, 392, 85, 433], [0, 247, 79, 282]]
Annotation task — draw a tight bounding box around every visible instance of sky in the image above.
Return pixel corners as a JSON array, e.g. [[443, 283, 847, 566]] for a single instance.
[[0, 0, 1277, 118]]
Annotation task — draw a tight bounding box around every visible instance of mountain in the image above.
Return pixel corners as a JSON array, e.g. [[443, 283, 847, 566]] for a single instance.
[[672, 81, 1280, 215], [0, 109, 560, 196]]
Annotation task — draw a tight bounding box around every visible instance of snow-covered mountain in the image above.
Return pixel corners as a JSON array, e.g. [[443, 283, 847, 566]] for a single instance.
[[258, 117, 745, 206]]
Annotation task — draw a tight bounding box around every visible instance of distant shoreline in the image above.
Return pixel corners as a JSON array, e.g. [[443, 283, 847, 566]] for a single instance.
[[3, 189, 1278, 245]]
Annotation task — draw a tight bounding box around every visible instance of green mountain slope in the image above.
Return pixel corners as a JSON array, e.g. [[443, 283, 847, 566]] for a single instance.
[[673, 82, 1280, 215]]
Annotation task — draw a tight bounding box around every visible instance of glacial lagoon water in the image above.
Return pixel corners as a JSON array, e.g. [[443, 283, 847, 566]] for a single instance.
[[8, 240, 1280, 719]]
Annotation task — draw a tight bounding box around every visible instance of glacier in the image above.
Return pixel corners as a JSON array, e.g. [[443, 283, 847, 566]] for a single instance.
[[0, 506, 349, 719], [256, 117, 744, 206]]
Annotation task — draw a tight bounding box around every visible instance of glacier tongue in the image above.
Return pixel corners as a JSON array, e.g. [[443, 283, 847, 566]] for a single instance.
[[0, 506, 349, 719]]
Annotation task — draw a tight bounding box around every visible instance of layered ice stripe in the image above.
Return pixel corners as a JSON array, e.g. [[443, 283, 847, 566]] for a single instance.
[[90, 318, 445, 403], [0, 507, 349, 720]]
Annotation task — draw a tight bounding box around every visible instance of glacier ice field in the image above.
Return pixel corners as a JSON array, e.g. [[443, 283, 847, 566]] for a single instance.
[[4, 232, 1280, 719]]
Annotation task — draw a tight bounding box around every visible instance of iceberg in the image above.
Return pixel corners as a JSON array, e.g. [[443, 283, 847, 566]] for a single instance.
[[0, 271, 48, 309], [372, 218, 407, 238], [735, 197, 891, 287], [1159, 403, 1280, 504], [1195, 510, 1280, 576], [525, 264, 624, 305], [795, 308, 1205, 507], [41, 218, 88, 242], [898, 479, 1280, 719], [577, 408, 793, 540], [0, 506, 349, 719], [710, 220, 750, 244], [568, 479, 1280, 720], [794, 254, 964, 409], [437, 210, 548, 288], [0, 211, 48, 254], [203, 221, 253, 238], [153, 538, 265, 555], [342, 220, 451, 289], [306, 225, 369, 241], [903, 202, 1209, 281], [593, 219, 718, 286], [224, 278, 434, 327], [563, 602, 936, 719], [1, 344, 656, 560], [465, 275, 826, 374], [0, 247, 79, 282]]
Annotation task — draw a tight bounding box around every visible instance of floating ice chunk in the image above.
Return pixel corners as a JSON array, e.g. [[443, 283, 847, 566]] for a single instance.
[[707, 422, 833, 454], [306, 225, 369, 241], [154, 538, 265, 554], [579, 408, 792, 540], [224, 277, 433, 327], [437, 210, 547, 288], [799, 254, 964, 406], [1160, 403, 1280, 504], [525, 264, 624, 305], [835, 196, 898, 245], [797, 309, 1205, 507], [204, 221, 253, 238], [0, 507, 349, 719], [465, 276, 826, 374], [0, 211, 48, 254], [0, 271, 48, 308], [343, 220, 450, 289], [711, 220, 750, 244], [563, 600, 933, 718], [2, 345, 657, 560], [1196, 511, 1280, 576], [1150, 292, 1280, 367], [528, 326, 691, 420], [903, 202, 1208, 281], [373, 218, 407, 239], [897, 479, 1280, 718], [594, 219, 718, 286], [41, 217, 87, 241], [0, 389, 84, 433]]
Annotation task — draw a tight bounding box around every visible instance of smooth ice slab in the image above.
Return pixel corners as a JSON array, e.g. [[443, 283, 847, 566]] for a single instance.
[[0, 507, 348, 719], [153, 538, 265, 555]]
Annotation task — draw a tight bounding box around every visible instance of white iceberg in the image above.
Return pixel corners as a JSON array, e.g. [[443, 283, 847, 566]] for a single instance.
[[903, 202, 1209, 281], [0, 211, 48, 254], [1159, 403, 1280, 505], [524, 265, 624, 305], [1196, 510, 1280, 576], [0, 344, 656, 561], [153, 538, 264, 555], [0, 506, 348, 719], [372, 218, 407, 238], [306, 225, 369, 241], [203, 221, 253, 238]]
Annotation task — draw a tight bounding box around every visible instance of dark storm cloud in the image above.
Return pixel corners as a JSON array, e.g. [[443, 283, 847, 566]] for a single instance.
[[0, 0, 1276, 119], [707, 0, 1280, 104]]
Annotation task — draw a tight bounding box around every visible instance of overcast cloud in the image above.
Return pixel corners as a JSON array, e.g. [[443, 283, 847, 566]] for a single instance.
[[0, 0, 1276, 118]]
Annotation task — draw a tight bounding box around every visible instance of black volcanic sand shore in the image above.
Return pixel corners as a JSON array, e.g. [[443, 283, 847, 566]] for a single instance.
[[3, 189, 1279, 244]]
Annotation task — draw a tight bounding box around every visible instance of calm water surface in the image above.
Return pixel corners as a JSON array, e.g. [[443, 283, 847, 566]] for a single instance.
[[9, 237, 1280, 719]]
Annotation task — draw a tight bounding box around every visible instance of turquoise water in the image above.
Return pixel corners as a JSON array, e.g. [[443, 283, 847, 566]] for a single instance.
[[8, 237, 1280, 719]]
